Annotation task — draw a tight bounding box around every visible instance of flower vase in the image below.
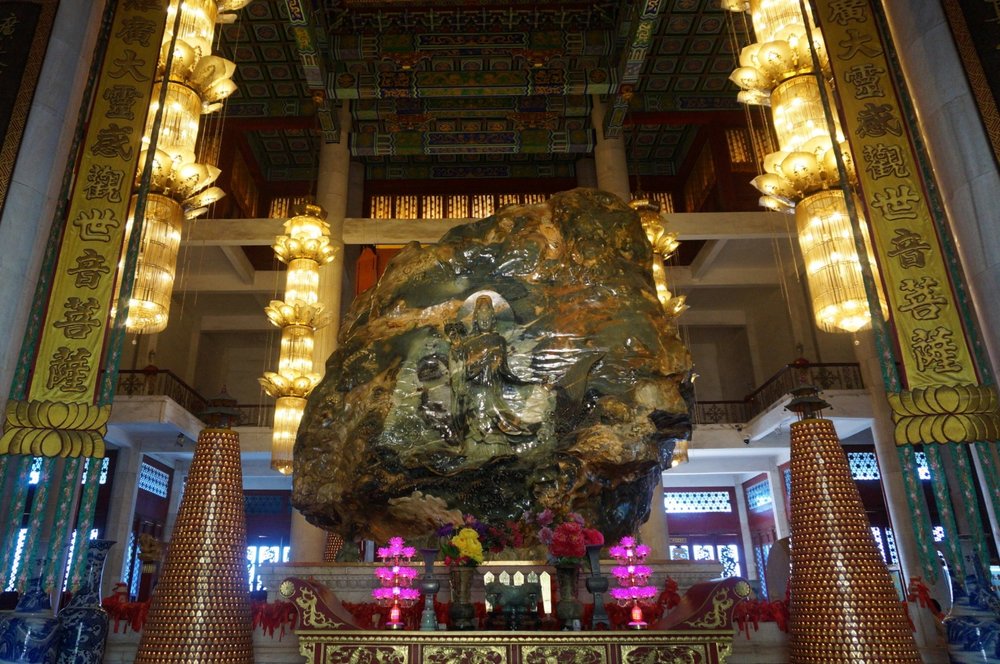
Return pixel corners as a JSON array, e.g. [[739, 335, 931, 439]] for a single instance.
[[56, 540, 115, 664], [554, 564, 583, 630], [448, 567, 477, 631], [0, 566, 60, 664]]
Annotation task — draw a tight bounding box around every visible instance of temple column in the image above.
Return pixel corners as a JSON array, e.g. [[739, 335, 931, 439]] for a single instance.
[[289, 103, 352, 563], [0, 0, 104, 414], [882, 0, 1000, 381], [575, 157, 597, 188], [590, 97, 631, 202], [855, 331, 945, 654]]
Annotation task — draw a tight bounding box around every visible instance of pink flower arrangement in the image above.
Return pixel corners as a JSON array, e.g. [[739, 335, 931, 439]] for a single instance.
[[533, 509, 604, 565]]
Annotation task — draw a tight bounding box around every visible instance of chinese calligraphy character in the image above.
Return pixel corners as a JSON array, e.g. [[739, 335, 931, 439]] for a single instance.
[[67, 249, 110, 289], [72, 209, 121, 242], [46, 347, 92, 393], [0, 12, 18, 37], [870, 184, 920, 221], [844, 62, 885, 99], [115, 16, 157, 47], [828, 0, 868, 25], [89, 123, 134, 160], [124, 0, 162, 10], [0, 12, 16, 74], [837, 28, 882, 60], [863, 144, 910, 179], [103, 85, 142, 120], [887, 228, 932, 268], [108, 49, 149, 82], [856, 103, 903, 138], [899, 277, 948, 320], [911, 326, 962, 374], [83, 165, 126, 203], [54, 297, 102, 340]]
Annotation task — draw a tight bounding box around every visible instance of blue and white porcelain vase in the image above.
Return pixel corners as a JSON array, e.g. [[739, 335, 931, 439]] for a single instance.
[[0, 566, 59, 664], [56, 540, 115, 664], [943, 536, 1000, 663]]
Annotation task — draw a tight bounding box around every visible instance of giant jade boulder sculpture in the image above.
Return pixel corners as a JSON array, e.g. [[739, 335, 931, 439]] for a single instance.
[[294, 189, 693, 542]]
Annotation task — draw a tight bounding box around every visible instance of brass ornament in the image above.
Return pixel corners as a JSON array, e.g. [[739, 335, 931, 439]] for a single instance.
[[788, 417, 921, 663], [134, 428, 254, 663], [887, 384, 1000, 445], [0, 399, 109, 457]]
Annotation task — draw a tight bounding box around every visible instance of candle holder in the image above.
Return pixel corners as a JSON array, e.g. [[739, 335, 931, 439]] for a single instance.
[[585, 544, 611, 629], [418, 547, 440, 631], [372, 537, 420, 630], [608, 536, 656, 630]]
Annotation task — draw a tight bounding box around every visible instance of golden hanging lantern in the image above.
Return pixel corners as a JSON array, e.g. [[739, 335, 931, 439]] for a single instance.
[[261, 203, 337, 474]]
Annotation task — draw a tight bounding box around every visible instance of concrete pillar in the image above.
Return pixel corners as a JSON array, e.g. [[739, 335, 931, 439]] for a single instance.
[[733, 482, 758, 582], [0, 0, 104, 414], [101, 445, 143, 596], [638, 472, 669, 560], [854, 331, 945, 656], [590, 97, 630, 202], [575, 157, 597, 188], [290, 511, 327, 563], [766, 465, 790, 539], [289, 104, 352, 562], [162, 459, 189, 541], [882, 0, 1000, 382]]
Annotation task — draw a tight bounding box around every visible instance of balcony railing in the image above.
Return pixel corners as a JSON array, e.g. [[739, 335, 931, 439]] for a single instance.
[[693, 362, 865, 424], [114, 369, 207, 416], [114, 362, 863, 428], [113, 370, 271, 427]]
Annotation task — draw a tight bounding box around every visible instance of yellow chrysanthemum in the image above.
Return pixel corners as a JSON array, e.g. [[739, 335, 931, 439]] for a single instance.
[[451, 527, 484, 563]]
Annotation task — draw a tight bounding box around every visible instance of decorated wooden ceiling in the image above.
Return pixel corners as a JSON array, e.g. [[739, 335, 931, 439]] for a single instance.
[[218, 0, 749, 184]]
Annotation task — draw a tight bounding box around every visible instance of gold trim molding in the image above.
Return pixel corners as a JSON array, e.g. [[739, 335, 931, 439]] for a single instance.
[[887, 384, 1000, 445], [0, 399, 109, 457]]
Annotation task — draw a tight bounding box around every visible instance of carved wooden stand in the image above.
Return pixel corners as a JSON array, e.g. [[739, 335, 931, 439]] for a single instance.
[[279, 576, 750, 664]]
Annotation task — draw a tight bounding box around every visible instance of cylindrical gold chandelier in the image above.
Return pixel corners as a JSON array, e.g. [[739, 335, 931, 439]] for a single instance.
[[725, 0, 885, 333], [259, 204, 336, 474], [124, 0, 248, 334]]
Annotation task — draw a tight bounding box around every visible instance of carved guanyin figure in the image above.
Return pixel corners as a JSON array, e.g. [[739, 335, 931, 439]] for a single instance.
[[294, 189, 693, 542]]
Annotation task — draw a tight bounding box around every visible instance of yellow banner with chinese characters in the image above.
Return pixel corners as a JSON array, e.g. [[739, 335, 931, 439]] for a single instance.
[[0, 0, 166, 458], [816, 0, 976, 388]]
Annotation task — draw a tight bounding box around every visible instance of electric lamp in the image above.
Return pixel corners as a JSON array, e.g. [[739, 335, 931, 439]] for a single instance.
[[372, 537, 420, 630], [630, 196, 684, 322], [260, 203, 337, 473], [609, 536, 657, 630], [122, 0, 245, 334], [795, 190, 886, 333]]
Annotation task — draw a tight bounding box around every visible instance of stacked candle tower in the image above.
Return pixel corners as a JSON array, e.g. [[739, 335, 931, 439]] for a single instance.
[[372, 537, 421, 630], [609, 536, 657, 629]]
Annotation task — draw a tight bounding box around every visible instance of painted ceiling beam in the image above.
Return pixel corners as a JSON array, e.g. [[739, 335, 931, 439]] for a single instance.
[[282, 0, 338, 141], [625, 110, 749, 126], [348, 130, 594, 157], [327, 67, 617, 100], [603, 0, 669, 139], [326, 30, 616, 63], [184, 211, 791, 247], [351, 96, 593, 121]]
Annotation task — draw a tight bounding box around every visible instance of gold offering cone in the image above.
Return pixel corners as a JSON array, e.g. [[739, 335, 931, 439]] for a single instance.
[[135, 428, 254, 663], [788, 417, 921, 663]]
